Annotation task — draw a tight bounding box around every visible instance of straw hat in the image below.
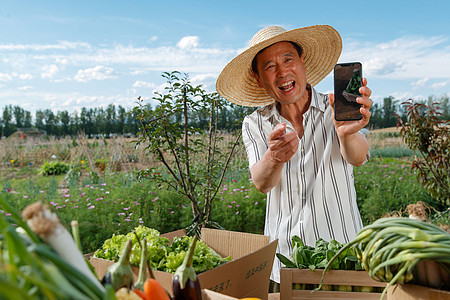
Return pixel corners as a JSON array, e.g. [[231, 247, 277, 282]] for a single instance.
[[216, 25, 342, 107]]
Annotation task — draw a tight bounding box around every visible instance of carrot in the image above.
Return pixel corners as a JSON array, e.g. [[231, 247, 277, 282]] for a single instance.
[[144, 278, 170, 300], [133, 288, 145, 300]]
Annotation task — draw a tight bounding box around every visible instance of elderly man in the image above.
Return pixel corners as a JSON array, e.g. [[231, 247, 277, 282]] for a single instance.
[[216, 25, 372, 285]]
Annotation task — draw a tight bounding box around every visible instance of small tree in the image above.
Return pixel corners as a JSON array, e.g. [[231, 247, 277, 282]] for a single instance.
[[396, 100, 449, 206], [132, 71, 242, 235]]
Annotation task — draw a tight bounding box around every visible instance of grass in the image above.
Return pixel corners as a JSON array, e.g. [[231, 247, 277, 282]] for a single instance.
[[354, 157, 441, 225]]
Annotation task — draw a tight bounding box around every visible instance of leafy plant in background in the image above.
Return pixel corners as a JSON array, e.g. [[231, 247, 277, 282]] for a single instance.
[[132, 71, 242, 234], [39, 160, 70, 176], [396, 100, 449, 206]]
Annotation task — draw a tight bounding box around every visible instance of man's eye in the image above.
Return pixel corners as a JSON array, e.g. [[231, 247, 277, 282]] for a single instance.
[[265, 65, 274, 71]]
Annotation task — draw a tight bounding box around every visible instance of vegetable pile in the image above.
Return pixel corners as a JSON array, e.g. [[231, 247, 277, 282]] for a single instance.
[[0, 199, 111, 299], [277, 236, 373, 292], [94, 226, 231, 274], [0, 198, 228, 299], [277, 236, 363, 271], [318, 217, 450, 299]]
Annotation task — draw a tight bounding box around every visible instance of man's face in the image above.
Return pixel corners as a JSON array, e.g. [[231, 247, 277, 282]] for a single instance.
[[253, 41, 307, 105]]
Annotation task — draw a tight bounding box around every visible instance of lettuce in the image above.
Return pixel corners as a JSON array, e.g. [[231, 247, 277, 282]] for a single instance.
[[93, 226, 231, 274]]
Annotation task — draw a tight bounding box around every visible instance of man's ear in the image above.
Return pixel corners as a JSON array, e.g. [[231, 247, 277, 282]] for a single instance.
[[252, 71, 263, 88]]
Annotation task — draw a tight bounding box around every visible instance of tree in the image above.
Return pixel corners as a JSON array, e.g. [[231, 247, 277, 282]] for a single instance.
[[2, 105, 14, 137], [117, 106, 126, 134], [396, 100, 449, 206], [24, 111, 32, 128], [13, 105, 25, 128], [382, 96, 397, 127], [58, 110, 70, 136], [133, 71, 242, 234], [35, 110, 45, 131], [106, 104, 116, 135], [43, 109, 57, 136]]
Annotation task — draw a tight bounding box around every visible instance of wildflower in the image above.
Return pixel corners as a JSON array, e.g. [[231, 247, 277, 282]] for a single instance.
[[254, 202, 258, 205], [81, 160, 85, 164], [101, 183, 107, 186], [235, 211, 239, 215], [87, 205, 95, 209], [170, 211, 174, 214], [23, 195, 29, 199], [74, 205, 78, 208]]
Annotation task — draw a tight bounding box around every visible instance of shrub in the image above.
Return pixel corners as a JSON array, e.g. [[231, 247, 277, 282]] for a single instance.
[[39, 161, 70, 176], [396, 100, 449, 205]]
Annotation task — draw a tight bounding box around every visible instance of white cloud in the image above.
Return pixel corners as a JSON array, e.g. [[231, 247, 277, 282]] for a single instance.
[[42, 64, 59, 78], [18, 86, 34, 91], [412, 78, 429, 87], [0, 41, 91, 51], [411, 77, 429, 89], [19, 73, 33, 80], [0, 73, 12, 82], [132, 81, 156, 88], [74, 66, 117, 82], [342, 36, 450, 80], [431, 81, 448, 89], [177, 36, 199, 50]]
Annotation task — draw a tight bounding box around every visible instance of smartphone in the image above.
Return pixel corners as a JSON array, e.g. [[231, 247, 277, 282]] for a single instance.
[[334, 62, 363, 121]]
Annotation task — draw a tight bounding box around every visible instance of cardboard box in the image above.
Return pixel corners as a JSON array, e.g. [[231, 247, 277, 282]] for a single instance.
[[387, 284, 450, 300], [202, 289, 238, 300], [90, 228, 278, 300], [280, 268, 387, 299]]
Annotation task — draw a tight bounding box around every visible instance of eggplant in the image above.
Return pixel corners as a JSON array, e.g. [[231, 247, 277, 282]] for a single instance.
[[101, 239, 134, 291], [172, 236, 202, 300], [133, 238, 148, 291]]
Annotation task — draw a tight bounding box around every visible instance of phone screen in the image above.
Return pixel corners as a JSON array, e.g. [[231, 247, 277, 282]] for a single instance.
[[334, 62, 363, 121]]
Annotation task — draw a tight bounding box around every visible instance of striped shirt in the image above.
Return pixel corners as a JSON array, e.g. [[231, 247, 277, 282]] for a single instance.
[[242, 87, 363, 283]]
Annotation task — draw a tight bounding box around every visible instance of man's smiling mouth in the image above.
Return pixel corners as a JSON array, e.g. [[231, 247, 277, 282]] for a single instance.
[[279, 80, 295, 91]]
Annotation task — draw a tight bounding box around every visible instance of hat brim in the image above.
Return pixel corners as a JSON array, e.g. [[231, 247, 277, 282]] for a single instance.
[[216, 25, 342, 107]]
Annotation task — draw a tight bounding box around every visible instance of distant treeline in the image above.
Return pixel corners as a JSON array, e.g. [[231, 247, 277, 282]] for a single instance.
[[0, 95, 448, 138]]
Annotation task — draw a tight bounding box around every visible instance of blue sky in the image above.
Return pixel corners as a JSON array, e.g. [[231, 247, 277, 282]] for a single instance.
[[1, 0, 449, 115]]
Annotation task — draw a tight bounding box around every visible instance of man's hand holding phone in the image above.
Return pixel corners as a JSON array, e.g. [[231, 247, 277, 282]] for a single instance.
[[329, 77, 372, 137]]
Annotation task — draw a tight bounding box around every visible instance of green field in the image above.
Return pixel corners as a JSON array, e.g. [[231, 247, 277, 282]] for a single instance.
[[0, 134, 447, 254]]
